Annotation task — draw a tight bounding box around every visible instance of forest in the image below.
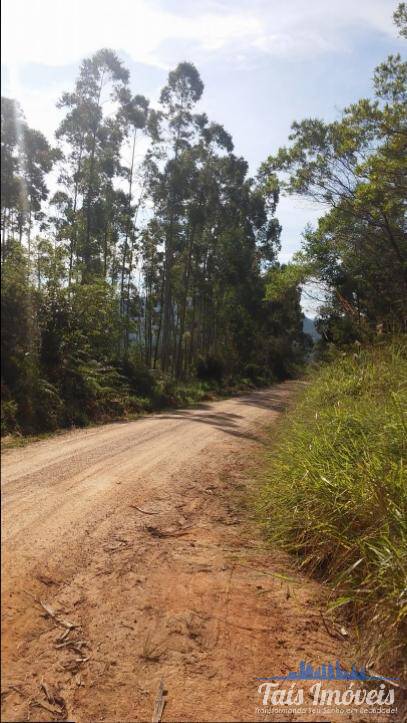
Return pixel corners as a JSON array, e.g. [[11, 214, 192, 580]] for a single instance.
[[1, 3, 406, 436], [1, 56, 306, 435]]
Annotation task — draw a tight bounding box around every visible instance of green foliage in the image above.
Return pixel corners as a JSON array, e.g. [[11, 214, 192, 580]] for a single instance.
[[1, 387, 18, 435], [1, 240, 40, 432], [1, 98, 59, 245], [394, 2, 407, 38], [1, 50, 308, 435], [260, 13, 407, 340], [259, 341, 407, 671], [265, 261, 308, 302]]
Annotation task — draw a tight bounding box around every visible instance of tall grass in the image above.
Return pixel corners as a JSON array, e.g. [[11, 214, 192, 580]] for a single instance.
[[259, 340, 407, 672]]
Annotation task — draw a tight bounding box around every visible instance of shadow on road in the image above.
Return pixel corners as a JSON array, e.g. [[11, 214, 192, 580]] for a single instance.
[[157, 389, 293, 442]]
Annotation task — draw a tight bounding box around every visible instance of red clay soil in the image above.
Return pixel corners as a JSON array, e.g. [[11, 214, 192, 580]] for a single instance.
[[1, 384, 385, 722]]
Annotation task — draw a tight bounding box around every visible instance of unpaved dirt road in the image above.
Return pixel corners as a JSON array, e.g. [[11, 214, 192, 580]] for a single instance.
[[2, 384, 354, 723]]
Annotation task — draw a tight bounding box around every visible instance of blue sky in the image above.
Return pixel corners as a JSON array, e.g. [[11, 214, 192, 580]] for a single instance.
[[1, 0, 404, 312]]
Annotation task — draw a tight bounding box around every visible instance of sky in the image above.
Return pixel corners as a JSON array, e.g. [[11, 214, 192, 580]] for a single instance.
[[1, 0, 404, 314]]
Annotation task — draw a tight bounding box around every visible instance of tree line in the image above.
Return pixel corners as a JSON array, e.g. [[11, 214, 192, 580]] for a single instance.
[[2, 3, 405, 435], [1, 55, 305, 434]]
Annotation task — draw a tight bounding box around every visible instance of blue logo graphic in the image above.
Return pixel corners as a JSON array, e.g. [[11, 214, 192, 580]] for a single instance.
[[257, 660, 398, 682]]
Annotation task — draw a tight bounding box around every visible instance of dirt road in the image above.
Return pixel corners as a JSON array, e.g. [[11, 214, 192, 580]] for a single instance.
[[2, 384, 353, 723]]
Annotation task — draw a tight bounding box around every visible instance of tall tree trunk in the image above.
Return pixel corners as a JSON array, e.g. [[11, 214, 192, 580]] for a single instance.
[[154, 280, 165, 369], [175, 225, 196, 378], [68, 139, 83, 288], [84, 72, 105, 276], [120, 129, 137, 316], [160, 112, 184, 373]]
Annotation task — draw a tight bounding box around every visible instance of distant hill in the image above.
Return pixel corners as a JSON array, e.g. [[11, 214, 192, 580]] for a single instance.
[[303, 316, 320, 341]]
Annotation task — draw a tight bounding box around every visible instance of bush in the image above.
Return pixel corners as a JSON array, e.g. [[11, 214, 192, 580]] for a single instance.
[[244, 363, 264, 383], [1, 385, 18, 435], [34, 378, 63, 431], [243, 363, 275, 386], [258, 339, 407, 673], [196, 354, 225, 382], [120, 358, 156, 396], [57, 356, 134, 427]]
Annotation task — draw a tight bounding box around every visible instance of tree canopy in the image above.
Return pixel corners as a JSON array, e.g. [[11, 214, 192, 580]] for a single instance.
[[260, 3, 407, 342]]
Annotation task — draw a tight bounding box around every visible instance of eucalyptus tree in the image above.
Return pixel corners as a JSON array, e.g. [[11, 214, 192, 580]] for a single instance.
[[1, 98, 21, 251], [173, 118, 235, 377], [117, 91, 149, 325], [143, 67, 284, 376], [55, 49, 129, 281], [1, 98, 57, 255], [150, 62, 204, 372]]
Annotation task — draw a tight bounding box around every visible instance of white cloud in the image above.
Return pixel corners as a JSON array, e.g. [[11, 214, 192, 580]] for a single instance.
[[2, 0, 260, 68], [252, 31, 335, 56], [1, 0, 398, 71]]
